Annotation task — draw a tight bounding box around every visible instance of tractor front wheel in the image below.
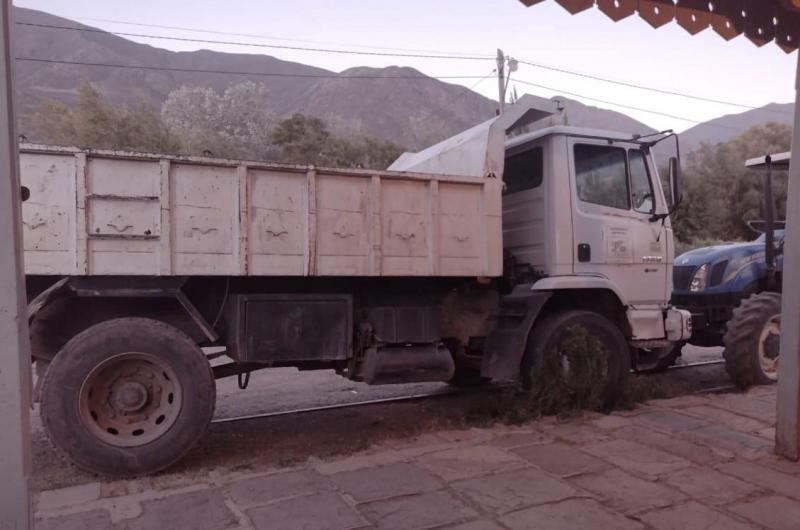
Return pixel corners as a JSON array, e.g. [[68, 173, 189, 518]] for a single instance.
[[723, 292, 781, 389]]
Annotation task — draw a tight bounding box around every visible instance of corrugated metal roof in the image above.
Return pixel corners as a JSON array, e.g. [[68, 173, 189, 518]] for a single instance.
[[519, 0, 800, 53]]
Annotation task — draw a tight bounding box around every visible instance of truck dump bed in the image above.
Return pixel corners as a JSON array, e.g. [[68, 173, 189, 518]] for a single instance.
[[21, 96, 561, 278], [20, 144, 502, 277]]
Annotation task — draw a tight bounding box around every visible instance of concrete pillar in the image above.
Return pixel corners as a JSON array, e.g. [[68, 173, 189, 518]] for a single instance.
[[776, 52, 800, 460], [0, 0, 32, 527]]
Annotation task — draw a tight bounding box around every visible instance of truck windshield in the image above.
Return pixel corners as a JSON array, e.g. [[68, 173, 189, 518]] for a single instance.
[[574, 144, 630, 210]]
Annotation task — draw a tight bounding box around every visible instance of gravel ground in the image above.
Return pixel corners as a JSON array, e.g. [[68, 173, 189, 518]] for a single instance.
[[30, 344, 731, 491]]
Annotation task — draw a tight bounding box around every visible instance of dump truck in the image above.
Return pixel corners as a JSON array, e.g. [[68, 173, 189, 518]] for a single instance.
[[22, 96, 692, 476]]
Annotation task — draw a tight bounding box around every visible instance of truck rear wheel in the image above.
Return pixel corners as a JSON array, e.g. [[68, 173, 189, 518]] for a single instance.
[[723, 292, 781, 389], [521, 310, 630, 412], [40, 318, 215, 477]]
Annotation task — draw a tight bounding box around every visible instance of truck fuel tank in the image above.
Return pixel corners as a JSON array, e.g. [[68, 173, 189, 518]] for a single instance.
[[358, 344, 455, 385]]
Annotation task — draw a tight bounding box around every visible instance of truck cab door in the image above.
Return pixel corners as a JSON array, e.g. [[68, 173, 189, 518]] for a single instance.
[[567, 139, 668, 307]]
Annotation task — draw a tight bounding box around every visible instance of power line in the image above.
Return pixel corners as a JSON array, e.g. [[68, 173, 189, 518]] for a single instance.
[[70, 16, 492, 59], [16, 57, 491, 81], [18, 55, 741, 131], [20, 19, 790, 119], [15, 21, 491, 61], [18, 18, 789, 118], [513, 79, 743, 132], [515, 58, 793, 116], [416, 69, 497, 123]]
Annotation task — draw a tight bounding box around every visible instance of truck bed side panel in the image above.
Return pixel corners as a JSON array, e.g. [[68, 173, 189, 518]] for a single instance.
[[20, 146, 503, 278]]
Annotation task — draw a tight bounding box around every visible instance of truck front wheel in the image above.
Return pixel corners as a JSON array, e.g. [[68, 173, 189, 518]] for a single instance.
[[41, 317, 215, 477], [521, 310, 630, 412], [723, 292, 781, 389]]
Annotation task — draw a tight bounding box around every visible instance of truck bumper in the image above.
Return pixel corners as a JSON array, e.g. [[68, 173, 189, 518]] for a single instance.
[[665, 307, 693, 342], [670, 293, 741, 346]]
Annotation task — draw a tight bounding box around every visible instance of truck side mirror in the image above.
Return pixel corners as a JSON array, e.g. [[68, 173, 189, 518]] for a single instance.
[[669, 157, 682, 206]]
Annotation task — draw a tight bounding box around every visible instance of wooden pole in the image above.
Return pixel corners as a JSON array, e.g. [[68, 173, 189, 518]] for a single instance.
[[776, 51, 800, 461]]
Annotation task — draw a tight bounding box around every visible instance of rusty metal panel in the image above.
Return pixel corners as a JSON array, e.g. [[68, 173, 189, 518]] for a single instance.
[[639, 1, 676, 28], [19, 152, 76, 274], [556, 0, 594, 14], [380, 178, 430, 275], [597, 0, 636, 21], [315, 172, 371, 275], [171, 163, 238, 275], [88, 238, 161, 275], [520, 0, 800, 52], [710, 1, 745, 41], [438, 182, 484, 275], [675, 0, 710, 35], [248, 168, 307, 275], [88, 198, 160, 238], [85, 157, 162, 274]]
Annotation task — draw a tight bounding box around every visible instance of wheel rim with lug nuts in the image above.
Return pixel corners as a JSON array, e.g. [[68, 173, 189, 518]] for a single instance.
[[758, 315, 781, 381], [78, 352, 183, 447]]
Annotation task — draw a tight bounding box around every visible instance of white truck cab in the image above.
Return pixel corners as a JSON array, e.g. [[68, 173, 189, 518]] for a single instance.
[[504, 126, 687, 342]]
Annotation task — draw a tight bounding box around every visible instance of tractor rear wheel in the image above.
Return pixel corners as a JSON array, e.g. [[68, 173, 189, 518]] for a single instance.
[[723, 292, 782, 389]]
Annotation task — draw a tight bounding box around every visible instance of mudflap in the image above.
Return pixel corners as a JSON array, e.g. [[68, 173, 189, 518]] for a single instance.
[[481, 285, 551, 382]]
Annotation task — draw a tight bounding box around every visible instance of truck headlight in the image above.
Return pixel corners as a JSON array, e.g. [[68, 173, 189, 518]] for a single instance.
[[689, 263, 709, 292]]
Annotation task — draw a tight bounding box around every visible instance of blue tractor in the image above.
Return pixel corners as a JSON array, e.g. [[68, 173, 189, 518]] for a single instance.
[[670, 152, 787, 387]]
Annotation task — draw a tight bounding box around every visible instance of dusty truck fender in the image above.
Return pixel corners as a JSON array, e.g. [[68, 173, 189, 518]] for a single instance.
[[530, 275, 629, 306], [28, 276, 219, 362], [27, 276, 70, 324], [481, 285, 552, 382]]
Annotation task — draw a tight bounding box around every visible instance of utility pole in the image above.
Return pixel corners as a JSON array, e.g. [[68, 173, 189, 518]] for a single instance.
[[776, 50, 800, 461], [496, 48, 506, 114], [0, 0, 32, 526], [496, 49, 519, 114]]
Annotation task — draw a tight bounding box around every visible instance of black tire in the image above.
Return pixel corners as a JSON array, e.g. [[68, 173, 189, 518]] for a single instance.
[[651, 342, 684, 372], [40, 317, 215, 477], [449, 363, 490, 388], [723, 292, 781, 389], [444, 339, 490, 388], [521, 310, 630, 413]]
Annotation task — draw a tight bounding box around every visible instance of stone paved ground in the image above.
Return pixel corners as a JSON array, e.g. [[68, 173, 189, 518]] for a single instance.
[[34, 386, 800, 530]]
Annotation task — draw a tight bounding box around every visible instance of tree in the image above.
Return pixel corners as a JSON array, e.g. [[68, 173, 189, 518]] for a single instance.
[[28, 82, 179, 153], [675, 122, 791, 245], [26, 84, 403, 169], [270, 114, 333, 165], [270, 113, 405, 169], [161, 81, 273, 159]]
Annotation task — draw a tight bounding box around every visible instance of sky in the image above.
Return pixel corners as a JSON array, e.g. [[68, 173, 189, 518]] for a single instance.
[[13, 0, 798, 133]]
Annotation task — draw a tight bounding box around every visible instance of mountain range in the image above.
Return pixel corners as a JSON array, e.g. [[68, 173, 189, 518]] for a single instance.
[[12, 7, 793, 153]]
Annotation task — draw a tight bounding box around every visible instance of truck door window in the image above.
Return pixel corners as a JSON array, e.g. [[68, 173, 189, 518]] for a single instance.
[[574, 144, 630, 210], [629, 150, 655, 214], [503, 147, 543, 195]]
